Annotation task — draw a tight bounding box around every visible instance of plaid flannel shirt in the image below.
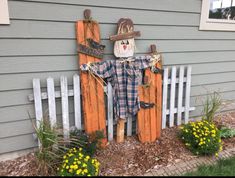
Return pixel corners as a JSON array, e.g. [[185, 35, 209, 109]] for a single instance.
[[86, 55, 154, 120]]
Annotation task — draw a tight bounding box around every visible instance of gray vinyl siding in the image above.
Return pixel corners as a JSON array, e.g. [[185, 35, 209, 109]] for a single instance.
[[1, 0, 235, 154]]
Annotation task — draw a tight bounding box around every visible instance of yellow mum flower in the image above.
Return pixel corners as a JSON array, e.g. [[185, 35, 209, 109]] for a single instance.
[[82, 163, 87, 167], [65, 160, 68, 163], [76, 169, 82, 175]]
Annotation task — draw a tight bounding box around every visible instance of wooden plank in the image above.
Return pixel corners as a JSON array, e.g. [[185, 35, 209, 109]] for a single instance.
[[47, 77, 56, 127], [116, 119, 125, 143], [107, 82, 113, 141], [2, 52, 235, 76], [166, 107, 195, 115], [177, 66, 184, 125], [162, 68, 168, 129], [137, 86, 145, 142], [0, 134, 38, 154], [3, 39, 235, 56], [10, 1, 199, 26], [169, 66, 176, 127], [184, 66, 192, 124], [0, 71, 75, 91], [11, 0, 201, 13], [149, 69, 157, 142], [32, 78, 42, 147], [76, 16, 107, 145], [73, 74, 82, 130], [28, 89, 74, 101], [127, 116, 133, 136], [4, 20, 235, 40], [0, 119, 35, 139], [60, 76, 69, 140], [155, 57, 162, 139]]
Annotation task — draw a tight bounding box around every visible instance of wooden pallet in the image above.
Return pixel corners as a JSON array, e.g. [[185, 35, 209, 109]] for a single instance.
[[76, 10, 107, 146], [137, 45, 162, 143]]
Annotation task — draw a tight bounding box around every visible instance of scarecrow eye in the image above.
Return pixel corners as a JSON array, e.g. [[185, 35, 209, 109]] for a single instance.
[[126, 40, 129, 45], [121, 41, 124, 45]]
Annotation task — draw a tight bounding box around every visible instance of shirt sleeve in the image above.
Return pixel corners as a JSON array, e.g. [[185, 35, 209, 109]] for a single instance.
[[135, 55, 154, 70], [88, 60, 115, 79]]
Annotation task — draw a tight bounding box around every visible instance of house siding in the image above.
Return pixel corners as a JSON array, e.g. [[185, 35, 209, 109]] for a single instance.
[[1, 0, 235, 154]]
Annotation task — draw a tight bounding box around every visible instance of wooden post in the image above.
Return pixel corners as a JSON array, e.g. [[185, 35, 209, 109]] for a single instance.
[[116, 119, 125, 143]]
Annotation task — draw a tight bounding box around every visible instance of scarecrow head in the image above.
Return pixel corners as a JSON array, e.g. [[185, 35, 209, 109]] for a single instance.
[[110, 18, 141, 58]]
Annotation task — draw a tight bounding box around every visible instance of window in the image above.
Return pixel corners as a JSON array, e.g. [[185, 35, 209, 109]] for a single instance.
[[199, 0, 235, 31], [0, 0, 10, 24]]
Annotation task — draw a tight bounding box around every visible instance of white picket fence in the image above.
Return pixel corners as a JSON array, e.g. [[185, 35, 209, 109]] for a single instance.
[[28, 65, 195, 141]]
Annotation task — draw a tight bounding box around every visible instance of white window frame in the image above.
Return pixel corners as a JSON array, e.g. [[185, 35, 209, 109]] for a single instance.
[[199, 0, 235, 31], [0, 0, 10, 24]]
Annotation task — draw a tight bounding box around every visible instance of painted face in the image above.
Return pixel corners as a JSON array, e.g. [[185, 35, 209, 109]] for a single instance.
[[114, 38, 135, 58]]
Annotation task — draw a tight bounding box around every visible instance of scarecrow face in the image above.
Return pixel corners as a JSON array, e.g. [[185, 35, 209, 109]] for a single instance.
[[114, 38, 135, 58]]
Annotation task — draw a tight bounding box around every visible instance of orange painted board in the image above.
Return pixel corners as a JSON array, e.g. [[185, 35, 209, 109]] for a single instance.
[[137, 69, 158, 143], [155, 60, 162, 139], [137, 55, 162, 143], [76, 20, 107, 146]]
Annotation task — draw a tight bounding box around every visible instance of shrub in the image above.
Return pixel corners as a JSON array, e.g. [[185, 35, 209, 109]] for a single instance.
[[220, 127, 235, 138], [70, 128, 105, 157], [32, 117, 87, 175], [179, 120, 222, 156], [57, 147, 100, 176]]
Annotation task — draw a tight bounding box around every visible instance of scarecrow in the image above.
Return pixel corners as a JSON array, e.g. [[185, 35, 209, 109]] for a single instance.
[[80, 18, 161, 142]]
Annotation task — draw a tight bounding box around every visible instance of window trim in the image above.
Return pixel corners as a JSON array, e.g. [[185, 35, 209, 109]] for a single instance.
[[0, 0, 10, 24], [199, 0, 235, 31]]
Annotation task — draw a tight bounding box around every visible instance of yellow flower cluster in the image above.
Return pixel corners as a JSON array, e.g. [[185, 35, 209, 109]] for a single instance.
[[58, 147, 100, 176], [180, 120, 222, 156]]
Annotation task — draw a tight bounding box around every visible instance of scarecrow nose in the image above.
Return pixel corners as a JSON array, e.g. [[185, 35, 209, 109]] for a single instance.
[[123, 45, 127, 50]]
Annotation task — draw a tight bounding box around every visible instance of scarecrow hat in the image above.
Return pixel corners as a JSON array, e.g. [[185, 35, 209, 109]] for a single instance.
[[109, 18, 141, 41]]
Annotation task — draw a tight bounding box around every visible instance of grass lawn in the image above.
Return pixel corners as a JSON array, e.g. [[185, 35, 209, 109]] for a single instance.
[[184, 155, 235, 176]]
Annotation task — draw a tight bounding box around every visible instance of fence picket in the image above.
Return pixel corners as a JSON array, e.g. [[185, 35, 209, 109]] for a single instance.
[[33, 79, 43, 147], [162, 68, 168, 129], [47, 77, 56, 127], [169, 66, 176, 127], [107, 82, 113, 141], [184, 66, 192, 124], [73, 74, 82, 130], [60, 76, 70, 140], [177, 66, 184, 125], [127, 116, 132, 136]]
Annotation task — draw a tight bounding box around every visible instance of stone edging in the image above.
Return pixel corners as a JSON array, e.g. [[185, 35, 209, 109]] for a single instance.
[[143, 147, 235, 176]]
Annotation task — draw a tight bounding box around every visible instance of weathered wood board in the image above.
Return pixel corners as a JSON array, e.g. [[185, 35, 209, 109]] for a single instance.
[[76, 10, 107, 146], [137, 45, 162, 143]]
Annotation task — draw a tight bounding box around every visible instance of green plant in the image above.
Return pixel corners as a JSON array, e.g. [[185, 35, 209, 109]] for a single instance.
[[202, 92, 221, 123], [33, 118, 62, 175], [57, 147, 100, 176], [179, 120, 222, 156], [220, 127, 235, 138], [32, 118, 86, 175], [70, 128, 105, 157]]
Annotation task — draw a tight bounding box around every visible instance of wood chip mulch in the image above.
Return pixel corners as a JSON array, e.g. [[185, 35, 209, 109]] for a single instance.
[[1, 111, 235, 176]]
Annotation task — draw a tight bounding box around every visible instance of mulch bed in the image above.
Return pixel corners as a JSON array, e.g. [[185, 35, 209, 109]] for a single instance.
[[1, 111, 235, 176]]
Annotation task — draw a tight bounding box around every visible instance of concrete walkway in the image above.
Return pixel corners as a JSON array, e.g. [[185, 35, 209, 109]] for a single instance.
[[143, 147, 235, 176]]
